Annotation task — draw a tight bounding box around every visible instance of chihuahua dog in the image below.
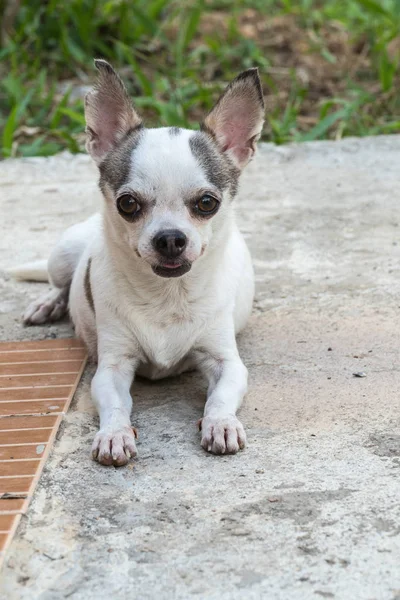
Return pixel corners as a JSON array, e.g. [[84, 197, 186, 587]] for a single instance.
[[18, 60, 264, 466]]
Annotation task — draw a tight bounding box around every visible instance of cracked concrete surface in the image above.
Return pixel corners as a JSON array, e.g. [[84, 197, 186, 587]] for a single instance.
[[1, 137, 400, 599]]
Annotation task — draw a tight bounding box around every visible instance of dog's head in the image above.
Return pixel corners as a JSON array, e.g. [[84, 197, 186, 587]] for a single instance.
[[85, 60, 264, 278]]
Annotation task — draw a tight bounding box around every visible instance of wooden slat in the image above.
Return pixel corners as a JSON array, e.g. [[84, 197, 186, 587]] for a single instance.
[[0, 477, 34, 495], [0, 445, 47, 460], [0, 348, 86, 364], [0, 514, 19, 532], [0, 339, 84, 352], [0, 360, 83, 376], [0, 429, 53, 445], [0, 415, 58, 430], [0, 499, 26, 513], [0, 462, 39, 477], [0, 387, 71, 401], [0, 373, 78, 389], [0, 400, 67, 417]]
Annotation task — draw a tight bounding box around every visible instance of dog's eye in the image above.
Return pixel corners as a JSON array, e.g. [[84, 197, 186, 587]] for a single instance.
[[117, 194, 140, 217], [195, 195, 219, 215]]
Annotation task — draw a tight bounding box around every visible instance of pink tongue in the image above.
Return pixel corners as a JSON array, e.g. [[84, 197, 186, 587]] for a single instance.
[[162, 263, 180, 269]]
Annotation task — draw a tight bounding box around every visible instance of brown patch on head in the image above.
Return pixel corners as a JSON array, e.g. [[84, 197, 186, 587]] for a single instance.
[[169, 126, 182, 136], [189, 131, 240, 197], [85, 59, 142, 165], [99, 125, 144, 194], [201, 68, 264, 169], [84, 258, 95, 314]]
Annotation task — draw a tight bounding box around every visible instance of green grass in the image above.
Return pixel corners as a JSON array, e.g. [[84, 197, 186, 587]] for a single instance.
[[1, 0, 400, 158]]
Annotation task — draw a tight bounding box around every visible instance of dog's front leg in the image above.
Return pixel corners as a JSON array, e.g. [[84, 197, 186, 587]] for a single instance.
[[91, 353, 138, 467], [196, 329, 248, 454]]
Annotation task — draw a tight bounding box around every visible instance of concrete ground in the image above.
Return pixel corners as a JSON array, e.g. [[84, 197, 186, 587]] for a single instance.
[[1, 137, 400, 599]]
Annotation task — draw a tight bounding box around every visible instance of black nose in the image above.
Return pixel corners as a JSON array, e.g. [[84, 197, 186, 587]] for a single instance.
[[153, 229, 187, 259]]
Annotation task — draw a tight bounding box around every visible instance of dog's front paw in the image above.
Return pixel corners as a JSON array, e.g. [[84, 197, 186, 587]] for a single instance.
[[91, 426, 138, 467], [199, 415, 246, 455]]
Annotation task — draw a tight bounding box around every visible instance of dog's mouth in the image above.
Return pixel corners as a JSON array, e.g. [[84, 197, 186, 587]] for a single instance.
[[152, 260, 192, 278]]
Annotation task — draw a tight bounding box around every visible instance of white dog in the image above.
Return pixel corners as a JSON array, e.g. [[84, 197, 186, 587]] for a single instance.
[[17, 60, 264, 466]]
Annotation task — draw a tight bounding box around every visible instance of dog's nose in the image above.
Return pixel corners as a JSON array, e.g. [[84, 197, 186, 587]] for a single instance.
[[153, 230, 187, 258]]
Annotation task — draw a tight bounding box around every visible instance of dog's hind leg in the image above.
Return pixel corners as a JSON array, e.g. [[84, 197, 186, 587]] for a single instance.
[[22, 214, 101, 325], [23, 287, 69, 325]]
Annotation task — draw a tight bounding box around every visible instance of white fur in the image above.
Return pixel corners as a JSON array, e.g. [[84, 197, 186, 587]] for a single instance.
[[7, 260, 48, 282], [19, 91, 260, 466]]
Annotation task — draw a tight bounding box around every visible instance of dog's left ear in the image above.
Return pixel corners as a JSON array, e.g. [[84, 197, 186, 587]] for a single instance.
[[202, 68, 264, 170]]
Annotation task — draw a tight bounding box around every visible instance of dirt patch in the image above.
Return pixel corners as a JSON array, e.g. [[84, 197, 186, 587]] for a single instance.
[[365, 433, 400, 457]]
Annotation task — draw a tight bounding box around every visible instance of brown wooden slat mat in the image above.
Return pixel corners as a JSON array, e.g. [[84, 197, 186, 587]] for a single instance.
[[0, 338, 87, 566]]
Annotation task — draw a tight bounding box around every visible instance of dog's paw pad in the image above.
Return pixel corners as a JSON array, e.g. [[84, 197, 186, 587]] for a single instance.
[[91, 427, 138, 467], [200, 415, 246, 455]]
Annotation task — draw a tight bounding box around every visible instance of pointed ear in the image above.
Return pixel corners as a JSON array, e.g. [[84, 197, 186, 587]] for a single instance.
[[84, 59, 142, 165], [201, 68, 264, 170]]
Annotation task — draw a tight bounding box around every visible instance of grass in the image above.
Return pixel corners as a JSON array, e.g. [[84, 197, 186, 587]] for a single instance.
[[1, 0, 400, 158]]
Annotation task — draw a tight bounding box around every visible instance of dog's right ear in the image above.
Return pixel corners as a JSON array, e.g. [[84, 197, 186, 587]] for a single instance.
[[85, 59, 142, 165]]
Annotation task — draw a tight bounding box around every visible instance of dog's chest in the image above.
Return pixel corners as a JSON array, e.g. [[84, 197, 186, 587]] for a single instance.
[[130, 295, 205, 370], [135, 315, 201, 369]]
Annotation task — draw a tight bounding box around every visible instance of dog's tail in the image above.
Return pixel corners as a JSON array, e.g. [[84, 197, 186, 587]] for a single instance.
[[7, 260, 49, 282]]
